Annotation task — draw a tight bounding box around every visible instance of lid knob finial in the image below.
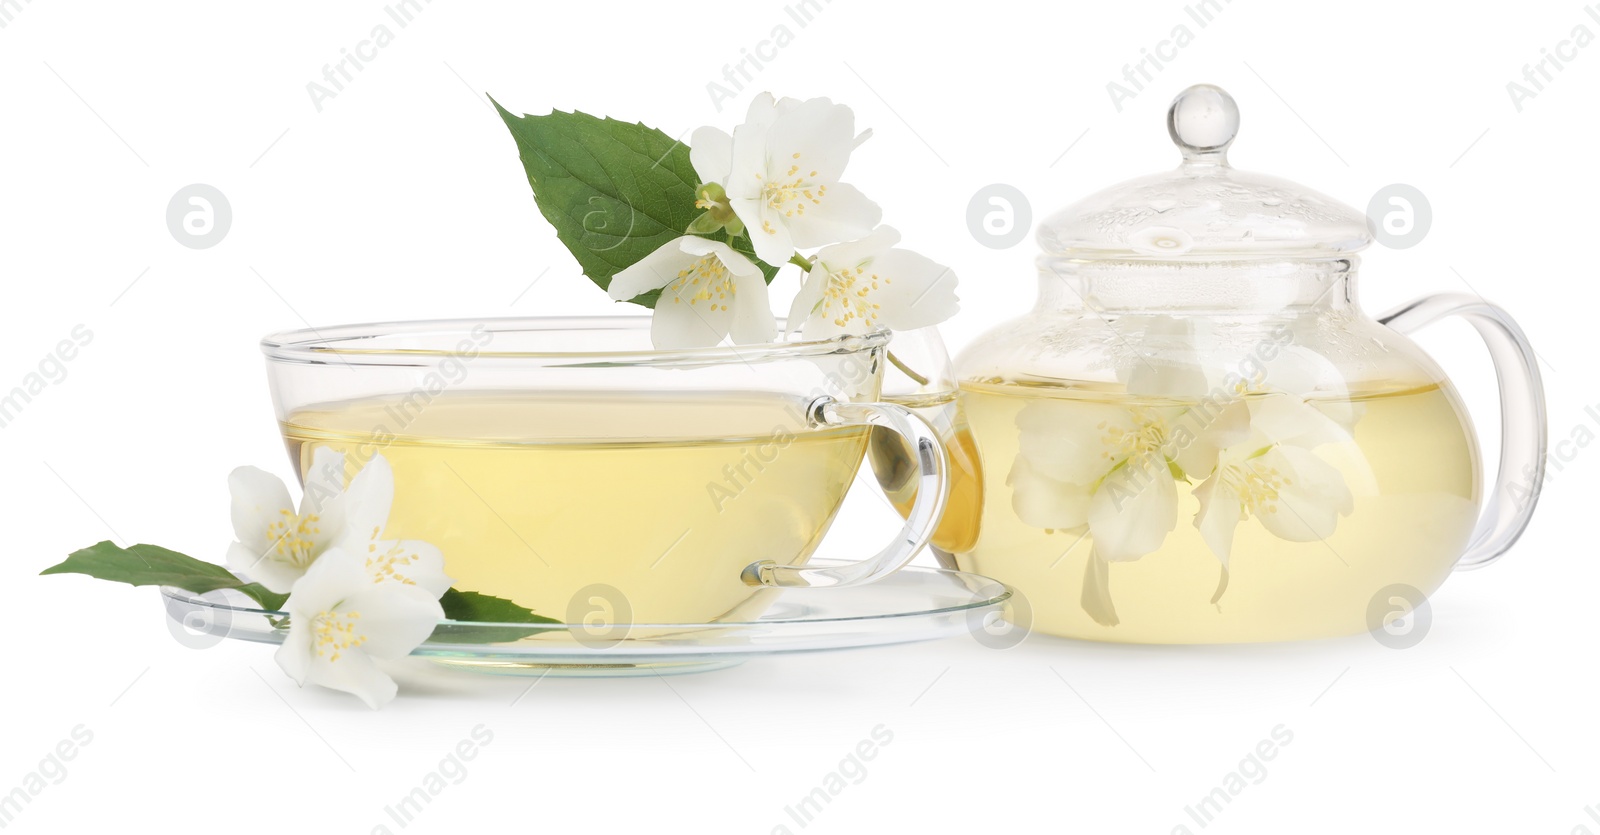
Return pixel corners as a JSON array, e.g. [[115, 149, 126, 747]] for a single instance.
[[1167, 84, 1238, 165]]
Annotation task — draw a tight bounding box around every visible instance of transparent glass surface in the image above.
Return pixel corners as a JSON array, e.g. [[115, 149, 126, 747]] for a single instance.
[[950, 85, 1546, 644], [864, 327, 985, 568], [161, 562, 1013, 677], [260, 316, 951, 628]]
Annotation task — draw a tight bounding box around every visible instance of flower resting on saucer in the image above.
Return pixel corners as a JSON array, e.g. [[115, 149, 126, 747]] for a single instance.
[[226, 450, 450, 595], [275, 546, 444, 709], [231, 450, 453, 707], [42, 450, 577, 708]]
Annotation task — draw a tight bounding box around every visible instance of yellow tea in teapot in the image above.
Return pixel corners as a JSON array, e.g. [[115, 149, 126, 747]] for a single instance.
[[954, 379, 1480, 642], [280, 391, 869, 623], [866, 391, 985, 555], [945, 84, 1543, 644]]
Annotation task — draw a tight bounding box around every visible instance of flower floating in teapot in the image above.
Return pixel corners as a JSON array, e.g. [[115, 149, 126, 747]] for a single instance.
[[952, 83, 1543, 643]]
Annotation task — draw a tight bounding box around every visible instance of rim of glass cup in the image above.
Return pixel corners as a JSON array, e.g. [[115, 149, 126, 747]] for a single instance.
[[260, 315, 892, 367]]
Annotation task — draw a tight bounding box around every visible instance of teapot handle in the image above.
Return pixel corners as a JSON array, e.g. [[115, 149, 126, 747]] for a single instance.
[[1378, 294, 1547, 569]]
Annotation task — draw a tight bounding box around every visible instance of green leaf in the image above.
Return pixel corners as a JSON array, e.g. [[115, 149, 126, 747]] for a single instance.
[[439, 588, 560, 625], [43, 542, 562, 642], [236, 583, 289, 612], [43, 541, 292, 611], [44, 541, 244, 592], [491, 99, 776, 305], [433, 589, 561, 645]]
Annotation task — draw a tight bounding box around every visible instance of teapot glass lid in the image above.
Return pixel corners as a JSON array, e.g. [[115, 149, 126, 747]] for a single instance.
[[1036, 84, 1372, 260]]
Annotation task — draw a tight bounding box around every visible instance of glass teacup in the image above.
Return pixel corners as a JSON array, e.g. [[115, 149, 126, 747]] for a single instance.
[[260, 317, 948, 625]]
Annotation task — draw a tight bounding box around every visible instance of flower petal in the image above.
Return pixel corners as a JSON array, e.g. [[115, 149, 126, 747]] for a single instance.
[[284, 546, 368, 618], [340, 453, 395, 545], [306, 647, 398, 710], [226, 541, 305, 595], [765, 97, 859, 185], [728, 272, 777, 344], [1118, 315, 1212, 399], [1192, 474, 1243, 566], [1256, 446, 1354, 543], [784, 181, 882, 251], [339, 585, 443, 659], [1087, 453, 1178, 561], [815, 225, 899, 268], [1006, 456, 1093, 531], [652, 279, 735, 348], [273, 617, 313, 685], [299, 446, 347, 516], [606, 237, 698, 301], [731, 197, 797, 265], [675, 237, 763, 276], [1174, 400, 1250, 479], [785, 269, 829, 338], [739, 92, 788, 136], [860, 247, 959, 331], [1247, 394, 1354, 449], [368, 539, 453, 598], [1081, 553, 1120, 627], [689, 126, 733, 185], [1015, 400, 1136, 485], [227, 465, 294, 550]]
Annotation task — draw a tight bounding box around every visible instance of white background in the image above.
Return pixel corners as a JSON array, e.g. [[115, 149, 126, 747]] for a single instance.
[[1, 1, 1595, 832]]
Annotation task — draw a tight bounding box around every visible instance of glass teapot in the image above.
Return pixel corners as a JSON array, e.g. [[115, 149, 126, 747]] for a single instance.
[[950, 84, 1547, 643]]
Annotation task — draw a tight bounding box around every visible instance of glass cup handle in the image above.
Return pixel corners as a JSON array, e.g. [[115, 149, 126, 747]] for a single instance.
[[1379, 293, 1548, 570], [742, 396, 950, 589]]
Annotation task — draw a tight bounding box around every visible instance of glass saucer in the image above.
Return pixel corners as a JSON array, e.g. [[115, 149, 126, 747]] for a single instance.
[[160, 561, 1014, 677]]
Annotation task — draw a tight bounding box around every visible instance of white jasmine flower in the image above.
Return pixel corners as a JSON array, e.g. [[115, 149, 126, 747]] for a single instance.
[[275, 547, 443, 709], [1189, 395, 1356, 565], [608, 235, 777, 349], [226, 451, 450, 595], [785, 226, 959, 338], [718, 93, 882, 265], [1008, 401, 1197, 562], [226, 447, 358, 594]]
